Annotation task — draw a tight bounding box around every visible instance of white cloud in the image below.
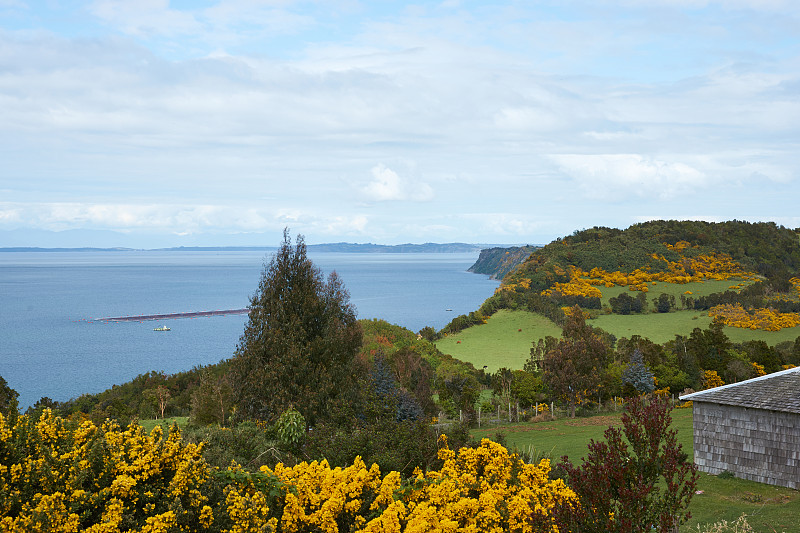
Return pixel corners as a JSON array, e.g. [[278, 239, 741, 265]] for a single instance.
[[89, 0, 202, 37], [0, 202, 377, 242], [0, 202, 274, 233], [323, 216, 369, 235], [550, 154, 708, 201], [1, 2, 799, 246], [361, 165, 434, 203], [609, 0, 799, 10]]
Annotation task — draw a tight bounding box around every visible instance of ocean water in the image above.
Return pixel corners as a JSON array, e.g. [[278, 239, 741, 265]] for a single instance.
[[0, 250, 499, 408]]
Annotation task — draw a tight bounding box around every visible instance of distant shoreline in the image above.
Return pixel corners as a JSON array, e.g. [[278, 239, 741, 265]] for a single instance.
[[0, 243, 525, 254]]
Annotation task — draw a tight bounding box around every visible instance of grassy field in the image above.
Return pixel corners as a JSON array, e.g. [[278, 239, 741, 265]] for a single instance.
[[591, 309, 800, 346], [593, 277, 800, 344], [473, 408, 800, 532], [436, 277, 800, 370], [597, 279, 753, 308], [435, 308, 800, 375], [435, 309, 562, 372]]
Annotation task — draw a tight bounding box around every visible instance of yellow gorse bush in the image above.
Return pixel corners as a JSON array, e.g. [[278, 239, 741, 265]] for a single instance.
[[396, 437, 576, 533], [708, 303, 800, 331], [1, 412, 576, 533], [249, 437, 575, 533], [701, 370, 725, 391], [0, 409, 211, 532], [540, 245, 758, 298]]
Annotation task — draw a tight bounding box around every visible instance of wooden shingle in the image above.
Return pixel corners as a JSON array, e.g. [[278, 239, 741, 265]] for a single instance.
[[680, 366, 800, 414]]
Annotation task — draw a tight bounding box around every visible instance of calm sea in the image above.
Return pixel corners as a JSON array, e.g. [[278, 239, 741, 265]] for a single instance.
[[0, 250, 499, 408]]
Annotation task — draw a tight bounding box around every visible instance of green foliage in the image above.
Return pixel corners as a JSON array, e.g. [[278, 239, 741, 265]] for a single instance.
[[211, 467, 294, 500], [54, 365, 213, 425], [621, 349, 655, 395], [303, 418, 475, 478], [439, 309, 489, 336], [688, 319, 733, 375], [553, 396, 699, 533], [510, 370, 544, 408], [230, 230, 362, 426], [655, 292, 676, 313], [543, 308, 612, 417], [609, 292, 647, 315], [438, 374, 481, 418], [495, 221, 800, 327], [367, 357, 425, 422], [275, 406, 306, 447], [0, 376, 19, 422], [190, 367, 233, 427], [652, 355, 691, 394], [182, 421, 281, 470], [359, 319, 453, 417]]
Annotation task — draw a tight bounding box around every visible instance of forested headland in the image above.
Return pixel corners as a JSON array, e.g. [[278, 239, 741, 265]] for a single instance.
[[2, 220, 799, 531]]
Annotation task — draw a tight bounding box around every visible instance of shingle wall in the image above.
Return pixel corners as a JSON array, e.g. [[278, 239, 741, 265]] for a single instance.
[[693, 401, 800, 489]]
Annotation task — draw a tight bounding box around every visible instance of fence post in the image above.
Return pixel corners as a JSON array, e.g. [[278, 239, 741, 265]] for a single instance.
[[478, 406, 481, 428]]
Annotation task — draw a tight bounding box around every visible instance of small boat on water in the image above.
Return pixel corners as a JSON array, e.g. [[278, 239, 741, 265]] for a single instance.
[[153, 325, 171, 331]]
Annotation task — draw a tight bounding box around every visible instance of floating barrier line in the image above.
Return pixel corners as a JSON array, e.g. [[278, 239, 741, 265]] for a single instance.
[[94, 308, 249, 322]]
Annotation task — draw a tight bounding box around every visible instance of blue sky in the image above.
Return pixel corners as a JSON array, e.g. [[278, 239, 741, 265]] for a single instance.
[[1, 0, 799, 247]]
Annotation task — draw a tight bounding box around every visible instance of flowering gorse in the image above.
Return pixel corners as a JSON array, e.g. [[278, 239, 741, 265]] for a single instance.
[[540, 244, 758, 299], [707, 303, 800, 331], [1, 410, 576, 532], [0, 409, 211, 532]]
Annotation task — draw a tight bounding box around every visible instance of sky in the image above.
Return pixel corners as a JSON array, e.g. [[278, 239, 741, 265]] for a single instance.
[[1, 0, 799, 248]]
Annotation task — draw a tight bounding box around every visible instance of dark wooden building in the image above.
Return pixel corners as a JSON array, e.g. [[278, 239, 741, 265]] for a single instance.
[[680, 367, 800, 489]]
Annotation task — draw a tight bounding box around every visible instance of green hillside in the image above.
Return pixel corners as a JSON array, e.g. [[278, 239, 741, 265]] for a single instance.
[[436, 220, 800, 395], [435, 309, 562, 372]]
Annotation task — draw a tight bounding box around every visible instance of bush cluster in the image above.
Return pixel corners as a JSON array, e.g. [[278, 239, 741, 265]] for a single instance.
[[0, 410, 575, 532]]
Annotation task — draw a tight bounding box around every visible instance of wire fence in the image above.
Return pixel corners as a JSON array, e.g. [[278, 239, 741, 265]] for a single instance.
[[433, 394, 685, 430]]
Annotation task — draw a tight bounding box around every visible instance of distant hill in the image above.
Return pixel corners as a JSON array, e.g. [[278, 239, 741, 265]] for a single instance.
[[306, 242, 484, 253], [1, 243, 486, 254]]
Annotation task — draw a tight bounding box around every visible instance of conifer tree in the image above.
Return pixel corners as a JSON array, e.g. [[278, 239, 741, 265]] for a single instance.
[[230, 230, 362, 425], [622, 349, 655, 395]]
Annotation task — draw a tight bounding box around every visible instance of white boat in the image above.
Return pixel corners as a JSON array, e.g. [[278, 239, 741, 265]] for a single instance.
[[153, 325, 170, 331]]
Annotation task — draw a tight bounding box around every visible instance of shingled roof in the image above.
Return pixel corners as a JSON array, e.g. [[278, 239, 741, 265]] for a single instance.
[[680, 366, 800, 415]]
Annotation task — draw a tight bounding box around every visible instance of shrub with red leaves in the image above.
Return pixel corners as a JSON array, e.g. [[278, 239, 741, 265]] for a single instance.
[[552, 395, 698, 533]]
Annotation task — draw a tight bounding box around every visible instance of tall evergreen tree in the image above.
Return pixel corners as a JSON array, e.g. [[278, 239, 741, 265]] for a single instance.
[[230, 230, 362, 425], [622, 349, 655, 395]]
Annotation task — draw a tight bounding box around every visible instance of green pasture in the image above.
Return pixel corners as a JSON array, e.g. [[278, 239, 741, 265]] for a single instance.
[[591, 309, 800, 346], [590, 310, 712, 344], [437, 305, 800, 377], [435, 309, 562, 373], [592, 277, 800, 343], [597, 278, 753, 308], [474, 408, 800, 532]]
